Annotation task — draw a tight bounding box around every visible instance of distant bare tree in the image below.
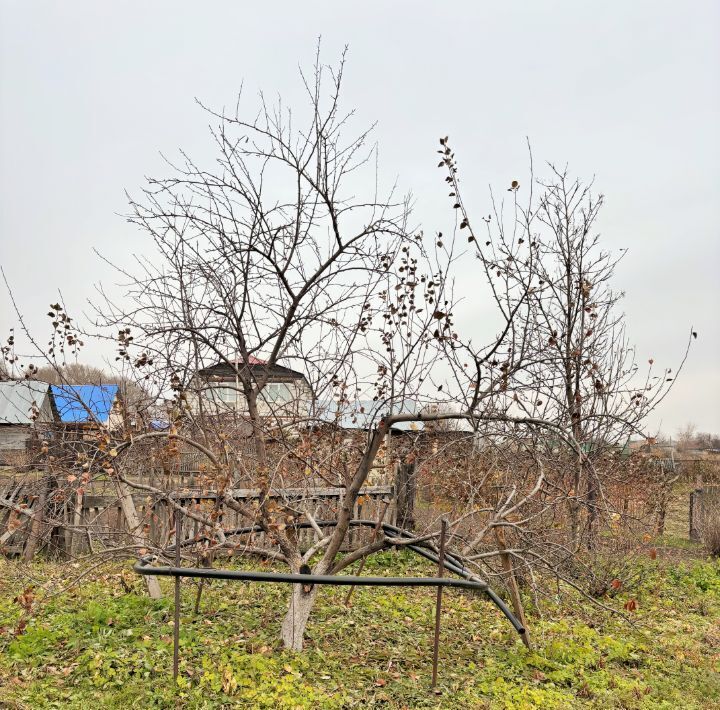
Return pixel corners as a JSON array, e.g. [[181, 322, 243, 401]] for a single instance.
[[676, 422, 698, 451], [34, 363, 107, 385], [694, 432, 720, 450], [520, 168, 692, 543]]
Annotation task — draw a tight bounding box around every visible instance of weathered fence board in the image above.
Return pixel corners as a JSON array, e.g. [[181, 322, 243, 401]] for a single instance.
[[1, 480, 395, 558]]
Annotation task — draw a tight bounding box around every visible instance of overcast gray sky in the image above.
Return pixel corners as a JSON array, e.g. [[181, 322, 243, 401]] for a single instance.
[[1, 1, 718, 435]]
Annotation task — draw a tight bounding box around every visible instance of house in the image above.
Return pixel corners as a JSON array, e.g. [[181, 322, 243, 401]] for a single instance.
[[192, 357, 313, 421], [49, 384, 124, 430], [0, 381, 53, 462], [317, 399, 424, 433]]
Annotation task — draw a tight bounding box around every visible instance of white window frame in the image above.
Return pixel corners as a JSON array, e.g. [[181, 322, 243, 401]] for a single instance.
[[209, 385, 238, 406], [261, 382, 293, 404]]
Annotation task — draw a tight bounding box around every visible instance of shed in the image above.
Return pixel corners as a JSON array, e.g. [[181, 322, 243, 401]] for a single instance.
[[0, 381, 53, 459], [317, 399, 424, 432], [50, 384, 122, 428]]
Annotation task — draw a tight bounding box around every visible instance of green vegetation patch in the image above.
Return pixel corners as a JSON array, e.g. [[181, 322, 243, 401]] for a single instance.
[[0, 553, 718, 708]]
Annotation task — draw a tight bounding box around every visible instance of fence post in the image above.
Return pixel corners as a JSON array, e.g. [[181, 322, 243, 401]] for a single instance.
[[689, 489, 701, 543], [70, 487, 84, 557], [395, 461, 417, 531], [115, 478, 161, 599], [431, 518, 448, 689], [23, 479, 49, 561]]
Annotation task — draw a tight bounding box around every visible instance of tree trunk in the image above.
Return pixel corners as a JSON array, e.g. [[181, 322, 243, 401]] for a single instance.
[[494, 527, 530, 648], [569, 464, 582, 546], [246, 389, 267, 468], [279, 423, 389, 651], [585, 467, 598, 549], [655, 498, 667, 536], [280, 584, 318, 651], [689, 489, 702, 542]]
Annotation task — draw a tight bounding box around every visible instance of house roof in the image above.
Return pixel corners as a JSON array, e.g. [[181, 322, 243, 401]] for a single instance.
[[198, 358, 307, 382], [231, 356, 266, 365], [0, 381, 50, 425], [50, 384, 119, 424]]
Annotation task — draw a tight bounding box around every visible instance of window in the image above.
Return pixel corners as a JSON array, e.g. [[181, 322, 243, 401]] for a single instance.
[[204, 382, 294, 411], [209, 386, 238, 406], [261, 383, 292, 404]]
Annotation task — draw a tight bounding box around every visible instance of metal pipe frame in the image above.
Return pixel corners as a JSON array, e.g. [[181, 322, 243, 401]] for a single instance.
[[136, 518, 527, 637]]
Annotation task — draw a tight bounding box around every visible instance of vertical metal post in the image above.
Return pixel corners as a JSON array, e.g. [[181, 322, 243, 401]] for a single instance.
[[173, 510, 182, 681], [193, 513, 205, 615], [431, 518, 448, 689], [194, 552, 206, 615]]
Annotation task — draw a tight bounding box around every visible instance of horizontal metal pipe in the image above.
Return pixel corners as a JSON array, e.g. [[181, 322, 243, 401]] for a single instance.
[[134, 563, 489, 591]]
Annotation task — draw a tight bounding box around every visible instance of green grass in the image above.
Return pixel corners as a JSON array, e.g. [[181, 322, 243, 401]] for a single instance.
[[0, 551, 718, 709]]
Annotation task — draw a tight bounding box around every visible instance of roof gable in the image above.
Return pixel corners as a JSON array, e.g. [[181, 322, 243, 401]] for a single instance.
[[198, 359, 307, 382], [0, 381, 50, 425]]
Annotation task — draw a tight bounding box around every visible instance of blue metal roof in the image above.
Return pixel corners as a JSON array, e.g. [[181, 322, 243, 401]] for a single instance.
[[50, 385, 119, 424]]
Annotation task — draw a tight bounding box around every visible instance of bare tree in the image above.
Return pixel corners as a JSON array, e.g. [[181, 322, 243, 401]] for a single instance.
[[87, 54, 566, 649], [442, 153, 692, 547], [34, 363, 108, 385], [2, 54, 687, 653], [694, 432, 720, 450], [676, 422, 698, 451], [527, 169, 692, 543]]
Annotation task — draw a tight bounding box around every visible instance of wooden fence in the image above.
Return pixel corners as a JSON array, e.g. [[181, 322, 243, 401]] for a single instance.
[[0, 475, 395, 559]]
